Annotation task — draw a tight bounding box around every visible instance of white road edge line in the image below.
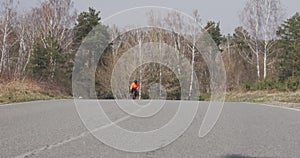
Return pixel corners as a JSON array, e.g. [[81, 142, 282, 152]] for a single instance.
[[0, 99, 72, 107], [245, 102, 300, 112], [2, 99, 299, 112]]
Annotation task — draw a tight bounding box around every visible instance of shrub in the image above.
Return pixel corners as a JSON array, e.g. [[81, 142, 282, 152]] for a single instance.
[[243, 78, 300, 92], [244, 82, 251, 91], [199, 93, 211, 101], [286, 78, 299, 92]]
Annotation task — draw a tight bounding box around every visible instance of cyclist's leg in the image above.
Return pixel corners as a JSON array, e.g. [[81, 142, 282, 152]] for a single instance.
[[133, 89, 137, 99]]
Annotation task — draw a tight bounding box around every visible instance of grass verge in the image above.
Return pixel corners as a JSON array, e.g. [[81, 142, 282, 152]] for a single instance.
[[226, 90, 300, 109], [0, 79, 71, 104]]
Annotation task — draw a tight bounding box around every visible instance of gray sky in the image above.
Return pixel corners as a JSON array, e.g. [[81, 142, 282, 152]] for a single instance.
[[18, 0, 299, 34]]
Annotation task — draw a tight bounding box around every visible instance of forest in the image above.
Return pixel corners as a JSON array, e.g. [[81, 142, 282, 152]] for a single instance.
[[0, 0, 299, 102]]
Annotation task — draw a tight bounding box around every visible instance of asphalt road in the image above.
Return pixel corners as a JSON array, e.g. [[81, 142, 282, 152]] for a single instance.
[[0, 100, 299, 158]]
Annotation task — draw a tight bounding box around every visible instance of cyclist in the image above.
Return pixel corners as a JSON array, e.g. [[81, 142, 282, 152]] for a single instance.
[[130, 80, 139, 99]]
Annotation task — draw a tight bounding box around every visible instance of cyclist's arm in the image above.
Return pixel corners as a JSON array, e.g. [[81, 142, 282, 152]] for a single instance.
[[130, 83, 133, 91]]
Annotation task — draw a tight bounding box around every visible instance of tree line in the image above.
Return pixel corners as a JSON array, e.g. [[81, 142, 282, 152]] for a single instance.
[[0, 0, 299, 99]]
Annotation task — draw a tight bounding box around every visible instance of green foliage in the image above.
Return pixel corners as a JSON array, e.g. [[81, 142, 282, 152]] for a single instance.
[[74, 7, 101, 44], [233, 27, 251, 54], [31, 42, 49, 78], [286, 77, 300, 92], [245, 80, 279, 91], [31, 35, 65, 81], [199, 93, 211, 101], [277, 13, 300, 82], [72, 8, 111, 99], [204, 21, 223, 48], [244, 78, 299, 92], [74, 7, 110, 74], [244, 82, 251, 91]]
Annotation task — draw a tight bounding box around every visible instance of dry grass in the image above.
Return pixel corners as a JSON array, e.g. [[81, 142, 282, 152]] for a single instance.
[[1, 78, 299, 109], [226, 90, 300, 109], [0, 79, 70, 104]]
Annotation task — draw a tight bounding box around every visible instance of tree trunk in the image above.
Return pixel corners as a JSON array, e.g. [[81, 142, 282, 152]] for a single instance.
[[0, 22, 9, 75], [138, 37, 143, 100], [159, 33, 162, 98], [263, 44, 267, 79], [188, 23, 197, 100], [188, 44, 195, 100], [256, 53, 260, 81]]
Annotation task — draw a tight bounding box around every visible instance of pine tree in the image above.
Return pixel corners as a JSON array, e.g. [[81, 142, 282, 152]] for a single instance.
[[204, 21, 223, 48], [277, 13, 300, 82], [73, 7, 101, 45], [72, 7, 111, 98], [32, 35, 64, 81]]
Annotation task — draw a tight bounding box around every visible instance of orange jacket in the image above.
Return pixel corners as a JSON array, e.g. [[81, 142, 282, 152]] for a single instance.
[[130, 82, 139, 90]]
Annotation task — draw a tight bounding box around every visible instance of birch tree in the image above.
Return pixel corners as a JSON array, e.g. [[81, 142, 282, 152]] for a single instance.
[[136, 29, 145, 100], [35, 0, 77, 52], [109, 25, 122, 65], [187, 10, 201, 100], [240, 1, 262, 81], [14, 13, 35, 78], [164, 11, 184, 77], [240, 0, 284, 80], [30, 0, 77, 80], [147, 11, 164, 98], [0, 0, 17, 76], [260, 0, 284, 79], [22, 11, 39, 75]]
